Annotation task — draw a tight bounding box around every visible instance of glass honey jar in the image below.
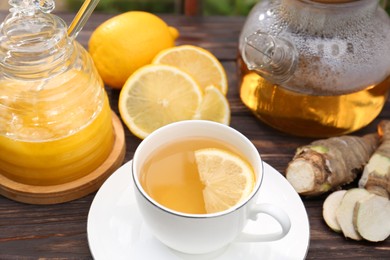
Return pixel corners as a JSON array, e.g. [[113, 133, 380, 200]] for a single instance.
[[0, 0, 115, 186]]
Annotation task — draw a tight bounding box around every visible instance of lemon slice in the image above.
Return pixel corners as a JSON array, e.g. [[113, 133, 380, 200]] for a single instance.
[[195, 85, 230, 125], [194, 148, 256, 213], [152, 45, 228, 95], [118, 64, 202, 139]]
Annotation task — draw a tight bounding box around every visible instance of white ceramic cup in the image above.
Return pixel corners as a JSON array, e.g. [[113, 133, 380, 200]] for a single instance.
[[132, 120, 291, 255]]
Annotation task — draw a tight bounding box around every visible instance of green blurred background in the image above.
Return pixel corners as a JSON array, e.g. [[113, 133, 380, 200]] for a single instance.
[[65, 0, 390, 16], [66, 0, 259, 15], [0, 1, 388, 15]]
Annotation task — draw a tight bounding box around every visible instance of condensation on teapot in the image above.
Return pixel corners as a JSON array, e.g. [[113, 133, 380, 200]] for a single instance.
[[240, 0, 390, 96]]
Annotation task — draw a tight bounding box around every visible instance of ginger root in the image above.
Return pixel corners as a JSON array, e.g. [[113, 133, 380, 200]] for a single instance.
[[286, 134, 379, 196], [335, 188, 370, 240], [322, 190, 346, 233], [323, 189, 390, 242], [353, 193, 390, 242], [359, 120, 390, 198]]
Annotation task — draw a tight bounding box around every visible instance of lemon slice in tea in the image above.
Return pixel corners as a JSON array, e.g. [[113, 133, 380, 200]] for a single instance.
[[194, 148, 255, 213]]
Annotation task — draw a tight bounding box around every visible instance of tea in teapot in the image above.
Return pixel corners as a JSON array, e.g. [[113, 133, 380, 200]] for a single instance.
[[239, 0, 390, 137]]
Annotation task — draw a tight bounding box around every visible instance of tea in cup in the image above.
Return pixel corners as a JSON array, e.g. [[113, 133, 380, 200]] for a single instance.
[[132, 120, 291, 254]]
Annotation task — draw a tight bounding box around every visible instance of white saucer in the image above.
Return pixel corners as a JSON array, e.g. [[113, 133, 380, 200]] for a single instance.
[[87, 161, 310, 260]]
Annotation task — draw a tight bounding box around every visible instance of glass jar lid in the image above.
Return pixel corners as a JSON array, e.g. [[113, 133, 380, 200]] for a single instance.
[[0, 0, 71, 79]]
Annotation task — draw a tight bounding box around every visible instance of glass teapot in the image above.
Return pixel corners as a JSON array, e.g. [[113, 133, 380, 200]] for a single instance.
[[0, 0, 114, 185], [238, 0, 390, 137]]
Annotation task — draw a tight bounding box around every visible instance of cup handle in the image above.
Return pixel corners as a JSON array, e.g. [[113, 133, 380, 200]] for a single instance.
[[235, 203, 291, 242]]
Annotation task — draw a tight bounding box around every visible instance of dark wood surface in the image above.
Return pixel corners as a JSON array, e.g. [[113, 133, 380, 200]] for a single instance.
[[1, 12, 389, 259]]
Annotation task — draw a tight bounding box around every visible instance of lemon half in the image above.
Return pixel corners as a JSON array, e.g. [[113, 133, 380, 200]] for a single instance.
[[118, 64, 202, 139], [153, 45, 228, 95]]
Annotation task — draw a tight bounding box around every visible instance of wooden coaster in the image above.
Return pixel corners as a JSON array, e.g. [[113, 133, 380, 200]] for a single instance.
[[0, 112, 126, 205]]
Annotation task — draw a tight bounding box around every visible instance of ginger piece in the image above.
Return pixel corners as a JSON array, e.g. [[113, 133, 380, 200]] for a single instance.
[[335, 188, 370, 240], [353, 193, 390, 242], [359, 120, 390, 198], [323, 190, 347, 232], [286, 134, 378, 196]]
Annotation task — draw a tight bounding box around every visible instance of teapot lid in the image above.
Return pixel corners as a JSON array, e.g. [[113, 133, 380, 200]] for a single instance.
[[0, 0, 71, 79]]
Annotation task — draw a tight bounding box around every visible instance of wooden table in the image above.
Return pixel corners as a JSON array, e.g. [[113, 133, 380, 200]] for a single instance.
[[1, 12, 389, 259]]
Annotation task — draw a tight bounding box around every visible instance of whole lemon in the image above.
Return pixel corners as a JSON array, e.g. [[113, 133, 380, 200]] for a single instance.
[[88, 11, 179, 89]]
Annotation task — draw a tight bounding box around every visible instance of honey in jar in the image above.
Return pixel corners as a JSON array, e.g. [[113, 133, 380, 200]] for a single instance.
[[0, 0, 115, 185]]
